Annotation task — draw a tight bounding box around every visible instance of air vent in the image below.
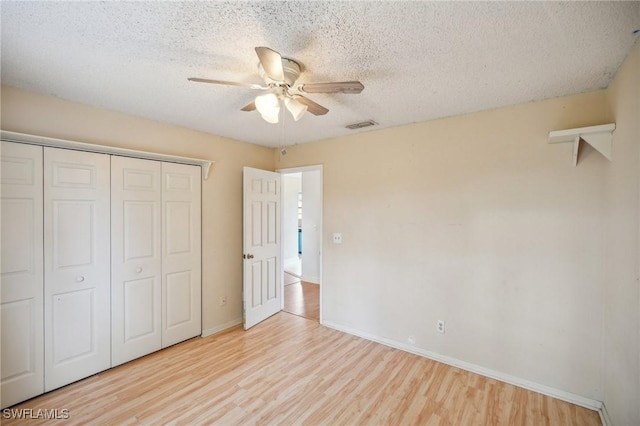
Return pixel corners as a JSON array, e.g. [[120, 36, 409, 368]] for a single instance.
[[346, 120, 377, 130]]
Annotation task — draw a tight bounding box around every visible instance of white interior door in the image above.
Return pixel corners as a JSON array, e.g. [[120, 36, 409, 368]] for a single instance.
[[1, 142, 44, 408], [243, 167, 281, 329], [44, 147, 111, 392], [161, 162, 201, 347], [111, 156, 162, 366]]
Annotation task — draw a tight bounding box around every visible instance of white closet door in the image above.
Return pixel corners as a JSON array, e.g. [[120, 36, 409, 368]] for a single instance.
[[111, 156, 162, 366], [161, 162, 201, 347], [44, 147, 111, 392], [1, 142, 44, 408]]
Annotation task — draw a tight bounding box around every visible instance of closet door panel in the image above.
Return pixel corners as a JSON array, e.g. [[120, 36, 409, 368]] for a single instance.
[[1, 142, 44, 408], [44, 148, 111, 392], [162, 162, 201, 347], [111, 156, 161, 366]]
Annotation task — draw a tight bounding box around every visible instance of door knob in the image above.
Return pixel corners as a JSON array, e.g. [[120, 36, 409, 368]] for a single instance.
[[246, 254, 254, 259], [76, 276, 85, 283]]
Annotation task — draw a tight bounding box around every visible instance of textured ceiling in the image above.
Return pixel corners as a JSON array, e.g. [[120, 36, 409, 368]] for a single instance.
[[1, 1, 638, 148]]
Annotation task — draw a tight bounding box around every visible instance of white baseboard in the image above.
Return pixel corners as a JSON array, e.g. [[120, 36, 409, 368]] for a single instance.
[[599, 402, 612, 426], [323, 320, 603, 412], [201, 317, 242, 337], [302, 275, 319, 284]]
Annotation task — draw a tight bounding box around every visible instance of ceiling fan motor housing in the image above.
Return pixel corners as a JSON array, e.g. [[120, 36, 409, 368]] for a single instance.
[[259, 58, 301, 87]]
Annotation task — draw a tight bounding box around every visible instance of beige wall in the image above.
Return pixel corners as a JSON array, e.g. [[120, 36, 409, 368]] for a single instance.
[[603, 40, 640, 426], [0, 85, 275, 333], [276, 90, 610, 400]]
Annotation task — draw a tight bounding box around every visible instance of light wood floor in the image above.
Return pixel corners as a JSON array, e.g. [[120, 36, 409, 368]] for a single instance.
[[283, 275, 320, 321], [5, 313, 601, 425]]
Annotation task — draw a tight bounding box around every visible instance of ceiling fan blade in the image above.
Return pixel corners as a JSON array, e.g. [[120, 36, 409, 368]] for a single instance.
[[298, 81, 364, 94], [188, 78, 266, 90], [295, 95, 329, 116], [255, 47, 285, 82], [240, 101, 256, 112]]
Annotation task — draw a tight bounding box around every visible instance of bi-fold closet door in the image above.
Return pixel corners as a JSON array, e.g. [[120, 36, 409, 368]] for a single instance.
[[1, 144, 111, 405], [1, 142, 45, 408], [160, 161, 202, 349], [1, 144, 202, 408], [110, 156, 201, 366], [111, 156, 162, 366], [44, 147, 112, 392]]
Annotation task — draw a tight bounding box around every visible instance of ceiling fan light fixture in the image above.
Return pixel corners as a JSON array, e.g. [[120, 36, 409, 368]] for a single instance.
[[260, 110, 280, 124], [284, 96, 307, 121], [255, 93, 280, 123], [189, 46, 365, 123]]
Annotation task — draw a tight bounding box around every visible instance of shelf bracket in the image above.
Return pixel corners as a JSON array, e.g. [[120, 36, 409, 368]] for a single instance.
[[548, 123, 615, 166]]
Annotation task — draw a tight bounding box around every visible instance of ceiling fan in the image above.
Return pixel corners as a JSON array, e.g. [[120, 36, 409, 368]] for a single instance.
[[188, 47, 364, 123]]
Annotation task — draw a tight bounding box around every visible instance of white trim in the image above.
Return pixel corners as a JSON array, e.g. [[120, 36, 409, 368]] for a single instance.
[[276, 165, 323, 174], [302, 275, 320, 284], [548, 123, 615, 144], [201, 317, 242, 337], [323, 320, 603, 412], [0, 130, 215, 180], [598, 402, 612, 426]]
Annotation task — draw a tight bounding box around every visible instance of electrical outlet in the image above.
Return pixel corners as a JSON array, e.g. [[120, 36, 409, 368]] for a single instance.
[[437, 320, 445, 334], [333, 233, 342, 244], [219, 296, 227, 307], [407, 335, 416, 345]]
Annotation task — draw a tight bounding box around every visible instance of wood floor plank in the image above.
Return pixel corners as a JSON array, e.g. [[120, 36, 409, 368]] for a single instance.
[[3, 313, 601, 425], [283, 281, 319, 320]]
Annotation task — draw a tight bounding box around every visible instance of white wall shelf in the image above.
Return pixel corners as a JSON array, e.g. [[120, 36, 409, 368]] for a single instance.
[[0, 130, 215, 179], [548, 123, 615, 166]]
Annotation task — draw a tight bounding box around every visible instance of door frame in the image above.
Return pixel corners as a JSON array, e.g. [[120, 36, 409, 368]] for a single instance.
[[277, 164, 323, 324]]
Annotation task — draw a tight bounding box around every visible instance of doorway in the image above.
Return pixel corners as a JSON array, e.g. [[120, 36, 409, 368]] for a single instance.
[[280, 165, 322, 322]]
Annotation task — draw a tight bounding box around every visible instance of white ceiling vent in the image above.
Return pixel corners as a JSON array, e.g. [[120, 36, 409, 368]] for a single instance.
[[346, 120, 377, 130]]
